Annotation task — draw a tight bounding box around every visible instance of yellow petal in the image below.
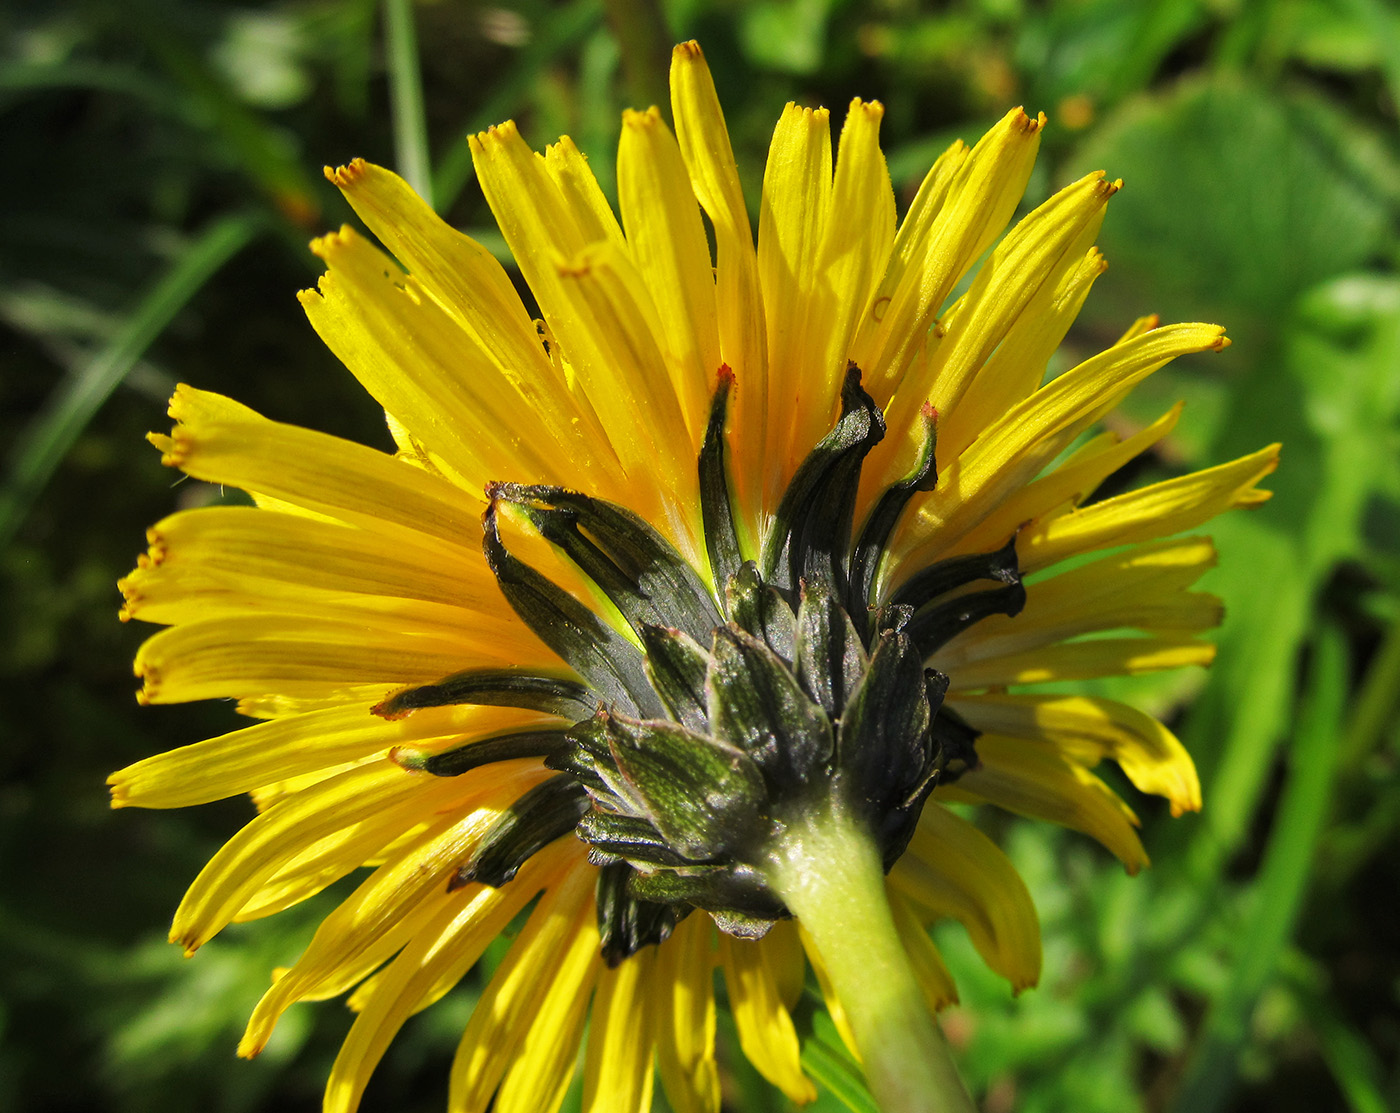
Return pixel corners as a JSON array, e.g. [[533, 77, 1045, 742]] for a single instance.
[[892, 323, 1230, 572], [949, 403, 1182, 560], [154, 384, 482, 550], [132, 613, 532, 706], [936, 537, 1222, 669], [782, 99, 896, 492], [448, 860, 598, 1113], [758, 102, 832, 502], [1020, 443, 1281, 572], [584, 947, 658, 1113], [544, 135, 628, 252], [888, 889, 959, 1013], [237, 764, 549, 1055], [947, 634, 1216, 689], [720, 934, 816, 1104], [950, 692, 1202, 815], [303, 225, 605, 492], [107, 701, 554, 810], [494, 900, 601, 1113], [759, 917, 806, 1010], [655, 912, 720, 1113], [618, 106, 720, 441], [170, 758, 444, 954], [937, 734, 1150, 871], [324, 845, 571, 1113], [552, 240, 702, 544], [890, 803, 1041, 990], [934, 242, 1108, 463], [856, 107, 1045, 403], [669, 41, 769, 528], [797, 921, 860, 1059]]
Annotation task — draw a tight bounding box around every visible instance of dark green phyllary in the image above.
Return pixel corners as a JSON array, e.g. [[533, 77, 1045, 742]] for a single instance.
[[377, 366, 1025, 964]]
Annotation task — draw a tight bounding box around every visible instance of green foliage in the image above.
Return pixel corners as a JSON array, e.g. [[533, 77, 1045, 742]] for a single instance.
[[2, 0, 1398, 1111]]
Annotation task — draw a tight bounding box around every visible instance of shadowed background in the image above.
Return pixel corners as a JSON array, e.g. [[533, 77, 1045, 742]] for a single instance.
[[2, 0, 1398, 1111]]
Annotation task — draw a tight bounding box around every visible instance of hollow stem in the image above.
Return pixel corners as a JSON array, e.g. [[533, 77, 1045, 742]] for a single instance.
[[762, 800, 975, 1113]]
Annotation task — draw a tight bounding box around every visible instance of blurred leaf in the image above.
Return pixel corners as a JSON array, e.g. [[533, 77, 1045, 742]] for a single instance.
[[739, 0, 833, 75], [431, 0, 605, 214], [1071, 75, 1399, 350], [384, 0, 432, 208], [799, 1009, 879, 1113], [1171, 623, 1349, 1113], [211, 9, 313, 109], [1310, 990, 1393, 1113], [0, 211, 263, 549], [133, 7, 321, 225]]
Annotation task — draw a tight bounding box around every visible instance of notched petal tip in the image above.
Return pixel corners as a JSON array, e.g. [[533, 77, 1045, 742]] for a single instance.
[[847, 96, 885, 120], [469, 119, 521, 153], [1003, 106, 1048, 134], [622, 105, 664, 130], [323, 157, 369, 187], [673, 39, 704, 61], [106, 773, 131, 808], [308, 224, 362, 263]]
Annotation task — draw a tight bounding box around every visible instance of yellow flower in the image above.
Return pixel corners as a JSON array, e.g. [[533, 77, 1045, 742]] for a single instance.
[[112, 40, 1278, 1113]]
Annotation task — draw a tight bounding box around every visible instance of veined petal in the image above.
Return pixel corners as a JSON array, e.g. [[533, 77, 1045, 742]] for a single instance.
[[153, 385, 482, 551], [670, 41, 768, 527], [126, 506, 490, 610], [552, 241, 701, 538], [876, 173, 1117, 493], [304, 226, 607, 491], [326, 161, 556, 388], [891, 323, 1231, 573], [937, 735, 1150, 872], [758, 917, 806, 1010], [107, 702, 556, 809], [584, 947, 658, 1113], [448, 858, 598, 1113], [946, 635, 1217, 689], [950, 403, 1182, 560], [618, 106, 721, 441], [324, 844, 572, 1113], [759, 102, 833, 502], [933, 243, 1107, 464], [544, 136, 628, 253], [855, 107, 1045, 404], [950, 693, 1202, 815], [890, 803, 1041, 991], [655, 912, 720, 1113], [171, 758, 486, 954], [888, 889, 959, 1013], [798, 922, 859, 1058], [720, 934, 816, 1104], [133, 614, 536, 705], [494, 899, 601, 1113], [1020, 444, 1281, 572], [936, 537, 1222, 667], [782, 99, 896, 494]]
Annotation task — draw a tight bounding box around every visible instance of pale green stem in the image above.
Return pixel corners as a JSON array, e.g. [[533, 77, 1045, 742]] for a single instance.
[[762, 801, 976, 1113]]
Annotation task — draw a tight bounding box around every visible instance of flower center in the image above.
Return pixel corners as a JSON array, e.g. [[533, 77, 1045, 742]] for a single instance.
[[373, 366, 1025, 965]]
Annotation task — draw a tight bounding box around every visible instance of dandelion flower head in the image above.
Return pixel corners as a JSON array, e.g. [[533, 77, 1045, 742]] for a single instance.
[[112, 40, 1279, 1113]]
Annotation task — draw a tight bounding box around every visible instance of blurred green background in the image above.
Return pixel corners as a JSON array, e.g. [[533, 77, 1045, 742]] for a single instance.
[[2, 0, 1398, 1110]]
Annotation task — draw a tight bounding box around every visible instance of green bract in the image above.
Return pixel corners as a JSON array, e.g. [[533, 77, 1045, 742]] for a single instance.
[[376, 366, 1026, 965]]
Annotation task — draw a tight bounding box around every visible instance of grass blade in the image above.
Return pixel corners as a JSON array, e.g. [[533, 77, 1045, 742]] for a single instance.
[[1169, 623, 1350, 1113], [431, 0, 604, 213], [383, 0, 433, 209], [0, 211, 263, 548]]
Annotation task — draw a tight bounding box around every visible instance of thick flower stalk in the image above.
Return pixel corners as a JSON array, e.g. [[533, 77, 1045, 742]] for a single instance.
[[112, 40, 1278, 1113]]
